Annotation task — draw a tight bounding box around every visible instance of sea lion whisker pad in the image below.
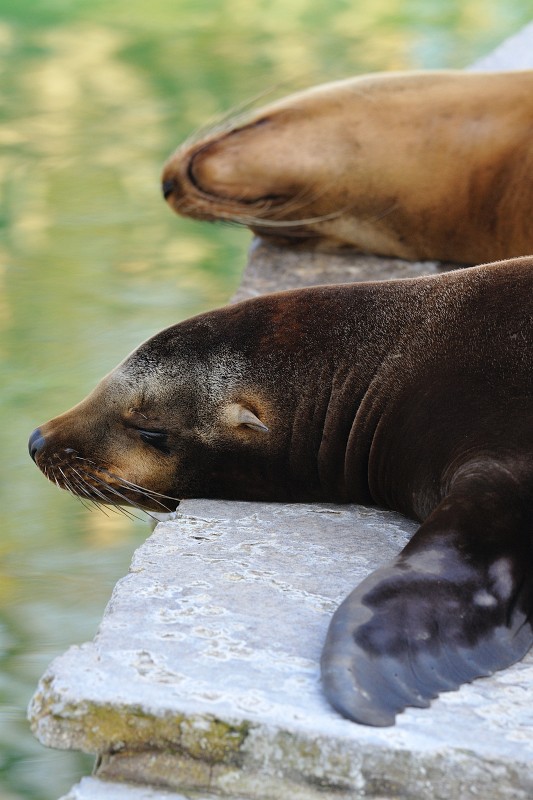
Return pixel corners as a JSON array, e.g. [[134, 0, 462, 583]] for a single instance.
[[29, 256, 533, 726]]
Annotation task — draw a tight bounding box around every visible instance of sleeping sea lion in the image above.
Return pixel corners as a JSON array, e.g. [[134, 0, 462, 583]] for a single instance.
[[161, 70, 533, 264], [28, 256, 533, 725]]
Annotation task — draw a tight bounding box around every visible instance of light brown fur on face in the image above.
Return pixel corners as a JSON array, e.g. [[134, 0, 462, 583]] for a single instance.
[[162, 70, 533, 264], [30, 372, 181, 513]]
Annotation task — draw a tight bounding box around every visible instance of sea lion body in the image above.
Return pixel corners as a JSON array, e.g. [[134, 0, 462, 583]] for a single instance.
[[162, 70, 533, 264], [29, 256, 533, 725]]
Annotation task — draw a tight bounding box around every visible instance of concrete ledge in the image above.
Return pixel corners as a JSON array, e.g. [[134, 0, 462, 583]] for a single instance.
[[233, 238, 447, 303], [30, 501, 533, 799]]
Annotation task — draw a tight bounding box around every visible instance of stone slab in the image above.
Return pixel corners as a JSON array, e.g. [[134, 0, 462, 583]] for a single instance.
[[61, 777, 206, 800], [232, 239, 447, 302], [31, 500, 533, 799]]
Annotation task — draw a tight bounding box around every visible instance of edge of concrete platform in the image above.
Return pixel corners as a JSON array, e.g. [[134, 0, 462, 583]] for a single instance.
[[31, 501, 533, 800]]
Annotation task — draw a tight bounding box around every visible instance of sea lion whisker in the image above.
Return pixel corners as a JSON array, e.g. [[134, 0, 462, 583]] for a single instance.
[[366, 202, 400, 224], [69, 467, 99, 497], [68, 470, 109, 513], [238, 182, 345, 225], [57, 466, 77, 494], [88, 475, 163, 522], [177, 83, 294, 151], [217, 209, 345, 229], [72, 458, 169, 504], [78, 494, 103, 514], [75, 473, 119, 504], [81, 477, 144, 521], [63, 470, 93, 500], [59, 468, 84, 496], [273, 179, 339, 215], [88, 498, 119, 519], [52, 473, 63, 493], [74, 455, 108, 471], [111, 475, 179, 502], [58, 467, 100, 514], [81, 468, 174, 511], [222, 180, 349, 227], [67, 466, 123, 509], [92, 495, 139, 521], [103, 502, 143, 523], [77, 466, 178, 507], [183, 198, 316, 234]]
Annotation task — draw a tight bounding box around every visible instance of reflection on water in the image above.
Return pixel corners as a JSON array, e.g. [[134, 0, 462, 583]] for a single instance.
[[1, 2, 531, 797]]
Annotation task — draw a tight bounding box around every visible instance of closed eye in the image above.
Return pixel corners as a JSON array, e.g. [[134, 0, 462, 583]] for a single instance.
[[138, 429, 171, 455]]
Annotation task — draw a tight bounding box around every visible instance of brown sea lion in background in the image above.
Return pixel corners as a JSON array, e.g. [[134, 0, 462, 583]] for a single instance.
[[29, 256, 533, 726], [161, 70, 533, 264]]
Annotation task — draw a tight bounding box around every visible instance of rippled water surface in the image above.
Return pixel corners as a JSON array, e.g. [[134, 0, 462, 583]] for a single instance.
[[1, 2, 531, 797]]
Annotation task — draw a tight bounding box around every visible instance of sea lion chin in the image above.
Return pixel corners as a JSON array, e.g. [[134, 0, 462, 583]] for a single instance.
[[162, 70, 533, 264], [29, 256, 533, 726]]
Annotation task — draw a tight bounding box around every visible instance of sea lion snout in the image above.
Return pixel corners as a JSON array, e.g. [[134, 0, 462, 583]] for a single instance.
[[28, 427, 46, 463], [28, 417, 83, 471], [185, 124, 295, 204], [161, 115, 319, 227]]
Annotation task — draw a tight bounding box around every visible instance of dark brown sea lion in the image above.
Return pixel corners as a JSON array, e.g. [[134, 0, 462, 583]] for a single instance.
[[29, 256, 533, 726], [161, 70, 533, 264]]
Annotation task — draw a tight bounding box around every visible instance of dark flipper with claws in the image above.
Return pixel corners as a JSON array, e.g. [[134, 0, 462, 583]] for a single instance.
[[321, 470, 533, 726]]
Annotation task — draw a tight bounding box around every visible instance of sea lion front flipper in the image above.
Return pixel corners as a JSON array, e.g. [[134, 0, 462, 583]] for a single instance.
[[321, 476, 533, 726]]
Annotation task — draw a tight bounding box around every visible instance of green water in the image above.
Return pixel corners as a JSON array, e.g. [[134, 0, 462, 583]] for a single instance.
[[1, 2, 531, 798]]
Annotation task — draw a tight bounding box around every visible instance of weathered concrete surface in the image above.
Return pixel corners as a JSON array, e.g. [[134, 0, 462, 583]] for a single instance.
[[30, 501, 533, 800], [232, 239, 449, 303]]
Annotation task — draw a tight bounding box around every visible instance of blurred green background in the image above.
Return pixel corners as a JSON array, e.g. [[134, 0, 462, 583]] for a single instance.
[[1, 2, 531, 797]]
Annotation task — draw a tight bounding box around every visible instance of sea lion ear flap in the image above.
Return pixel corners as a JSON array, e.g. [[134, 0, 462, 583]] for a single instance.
[[223, 402, 269, 433]]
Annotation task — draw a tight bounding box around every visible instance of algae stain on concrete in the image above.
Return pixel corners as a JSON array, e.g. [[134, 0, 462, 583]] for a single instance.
[[180, 716, 250, 764], [30, 682, 250, 765]]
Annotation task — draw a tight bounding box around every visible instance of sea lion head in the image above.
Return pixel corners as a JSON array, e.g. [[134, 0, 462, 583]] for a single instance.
[[161, 79, 366, 249], [28, 306, 292, 514], [29, 289, 355, 514], [161, 71, 533, 262]]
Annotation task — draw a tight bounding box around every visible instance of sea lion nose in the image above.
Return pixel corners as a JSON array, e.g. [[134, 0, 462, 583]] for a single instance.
[[162, 178, 175, 200], [28, 427, 46, 462]]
